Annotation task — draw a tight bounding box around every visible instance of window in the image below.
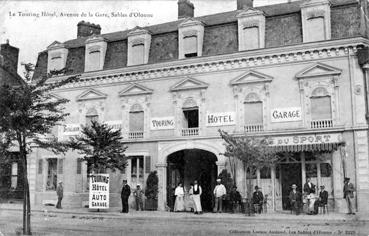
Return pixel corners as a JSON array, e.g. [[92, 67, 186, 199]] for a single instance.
[[131, 156, 144, 185], [129, 105, 144, 132], [305, 163, 318, 178], [306, 17, 325, 42], [38, 159, 43, 174], [77, 158, 83, 175], [311, 96, 332, 120], [86, 108, 99, 127], [244, 102, 263, 124], [87, 50, 101, 71], [242, 26, 259, 50], [131, 43, 144, 65], [320, 163, 332, 177], [183, 108, 199, 128], [46, 158, 57, 191], [10, 162, 18, 189], [145, 156, 151, 174], [183, 35, 197, 58], [49, 53, 62, 71], [260, 166, 271, 179]]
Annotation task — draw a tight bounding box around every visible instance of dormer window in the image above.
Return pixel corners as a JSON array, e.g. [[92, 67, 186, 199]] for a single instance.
[[127, 27, 151, 66], [301, 0, 331, 42], [236, 9, 265, 51], [47, 41, 68, 74], [84, 35, 107, 72], [178, 19, 204, 59]]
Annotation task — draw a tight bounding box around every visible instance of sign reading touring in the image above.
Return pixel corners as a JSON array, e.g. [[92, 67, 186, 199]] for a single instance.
[[271, 107, 302, 122], [62, 124, 81, 136], [206, 112, 235, 126], [150, 117, 175, 130], [89, 174, 109, 209]]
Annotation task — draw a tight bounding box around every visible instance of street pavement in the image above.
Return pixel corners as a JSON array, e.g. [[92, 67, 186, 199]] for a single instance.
[[0, 204, 368, 236]]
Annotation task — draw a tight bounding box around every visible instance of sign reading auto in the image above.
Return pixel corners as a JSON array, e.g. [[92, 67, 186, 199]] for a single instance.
[[206, 112, 235, 126], [271, 107, 302, 122]]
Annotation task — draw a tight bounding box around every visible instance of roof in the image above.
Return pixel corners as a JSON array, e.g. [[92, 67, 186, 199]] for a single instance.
[[63, 0, 357, 49]]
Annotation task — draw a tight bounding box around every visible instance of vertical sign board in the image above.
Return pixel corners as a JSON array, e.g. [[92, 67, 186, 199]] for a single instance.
[[89, 174, 109, 209]]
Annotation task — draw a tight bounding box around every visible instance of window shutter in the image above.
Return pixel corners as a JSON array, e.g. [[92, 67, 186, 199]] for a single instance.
[[244, 102, 263, 124], [132, 44, 144, 65], [88, 50, 101, 71], [38, 159, 43, 174], [77, 158, 82, 174], [183, 36, 197, 55], [129, 111, 144, 131], [311, 96, 332, 120], [306, 17, 325, 42], [145, 156, 151, 174], [58, 159, 64, 174], [243, 26, 259, 50]]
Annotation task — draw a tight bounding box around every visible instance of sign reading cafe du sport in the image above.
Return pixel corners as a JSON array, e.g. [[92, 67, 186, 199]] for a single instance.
[[89, 174, 109, 208], [271, 107, 302, 122]]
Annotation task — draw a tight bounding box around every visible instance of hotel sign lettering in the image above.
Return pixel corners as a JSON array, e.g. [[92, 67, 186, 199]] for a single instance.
[[150, 117, 175, 130], [269, 133, 343, 146], [62, 124, 81, 136], [206, 112, 236, 126], [89, 174, 109, 209], [271, 107, 302, 122]]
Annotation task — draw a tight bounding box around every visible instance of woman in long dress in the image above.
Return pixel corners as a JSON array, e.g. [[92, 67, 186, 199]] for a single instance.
[[174, 183, 185, 212]]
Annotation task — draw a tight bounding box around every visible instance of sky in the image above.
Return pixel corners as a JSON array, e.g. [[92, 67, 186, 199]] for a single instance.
[[0, 0, 292, 76]]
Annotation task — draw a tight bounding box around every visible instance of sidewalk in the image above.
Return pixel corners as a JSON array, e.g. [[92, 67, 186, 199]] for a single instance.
[[1, 202, 367, 222]]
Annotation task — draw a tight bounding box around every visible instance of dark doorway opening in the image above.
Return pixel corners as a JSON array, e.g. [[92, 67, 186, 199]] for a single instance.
[[280, 163, 302, 210], [167, 149, 217, 212], [183, 109, 198, 128]]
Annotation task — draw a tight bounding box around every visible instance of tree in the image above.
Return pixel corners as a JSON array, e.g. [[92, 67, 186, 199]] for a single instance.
[[0, 65, 80, 235], [69, 120, 128, 174], [218, 129, 279, 215]]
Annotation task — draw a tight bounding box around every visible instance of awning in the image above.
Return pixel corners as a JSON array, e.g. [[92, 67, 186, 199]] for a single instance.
[[269, 142, 342, 153]]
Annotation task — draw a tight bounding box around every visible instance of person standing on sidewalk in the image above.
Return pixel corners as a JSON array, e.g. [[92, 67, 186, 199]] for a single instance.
[[56, 181, 63, 209], [213, 179, 226, 213], [134, 184, 144, 211], [343, 177, 355, 215], [121, 180, 131, 213], [190, 180, 202, 214]]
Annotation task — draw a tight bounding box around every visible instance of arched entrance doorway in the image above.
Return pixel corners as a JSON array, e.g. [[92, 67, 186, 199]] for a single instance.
[[167, 149, 217, 212]]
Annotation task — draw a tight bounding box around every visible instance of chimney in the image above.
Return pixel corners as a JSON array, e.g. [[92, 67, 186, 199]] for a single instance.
[[237, 0, 253, 10], [178, 0, 194, 19], [77, 21, 101, 38], [0, 40, 19, 75]]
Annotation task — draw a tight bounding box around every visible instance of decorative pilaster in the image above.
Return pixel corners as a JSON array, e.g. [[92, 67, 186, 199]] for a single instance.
[[332, 148, 345, 212], [155, 163, 167, 211]]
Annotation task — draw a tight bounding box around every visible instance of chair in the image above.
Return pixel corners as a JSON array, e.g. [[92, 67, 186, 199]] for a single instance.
[[318, 204, 328, 214]]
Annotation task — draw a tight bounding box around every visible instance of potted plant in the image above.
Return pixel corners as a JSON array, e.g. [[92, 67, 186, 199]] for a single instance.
[[145, 171, 158, 211]]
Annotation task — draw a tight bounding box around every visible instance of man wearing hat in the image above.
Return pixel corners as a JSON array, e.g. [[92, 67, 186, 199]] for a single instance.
[[121, 180, 131, 213], [313, 185, 328, 214], [343, 177, 355, 215], [252, 186, 264, 214], [213, 179, 226, 213], [289, 184, 302, 215], [56, 181, 63, 209], [134, 184, 144, 211]]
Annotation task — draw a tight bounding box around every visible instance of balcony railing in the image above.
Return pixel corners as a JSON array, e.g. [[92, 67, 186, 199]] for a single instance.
[[128, 131, 144, 139], [244, 124, 264, 133], [181, 128, 199, 136], [310, 119, 333, 129]]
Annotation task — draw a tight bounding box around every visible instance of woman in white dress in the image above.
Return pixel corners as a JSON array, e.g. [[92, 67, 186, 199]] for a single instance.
[[174, 183, 185, 212]]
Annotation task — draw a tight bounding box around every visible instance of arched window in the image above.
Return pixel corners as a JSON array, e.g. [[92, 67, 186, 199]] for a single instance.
[[85, 108, 99, 126], [129, 104, 144, 132]]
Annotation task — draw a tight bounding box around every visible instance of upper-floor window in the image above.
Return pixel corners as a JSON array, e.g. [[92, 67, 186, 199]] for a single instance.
[[131, 43, 145, 65], [85, 108, 99, 127], [183, 35, 197, 58], [127, 27, 151, 66], [242, 26, 259, 50], [236, 9, 265, 51], [129, 104, 144, 139], [306, 16, 325, 42], [49, 53, 62, 71], [87, 49, 101, 71], [84, 36, 107, 72], [310, 87, 332, 128], [181, 97, 199, 136], [244, 93, 264, 132], [47, 41, 68, 74]]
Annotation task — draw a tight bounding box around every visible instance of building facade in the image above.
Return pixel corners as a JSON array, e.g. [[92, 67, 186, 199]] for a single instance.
[[31, 0, 369, 214]]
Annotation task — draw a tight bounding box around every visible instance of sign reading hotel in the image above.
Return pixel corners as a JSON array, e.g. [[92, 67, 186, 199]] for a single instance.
[[206, 112, 236, 126], [271, 107, 302, 122], [89, 174, 109, 209], [269, 133, 343, 146], [62, 124, 81, 136], [150, 117, 175, 130]]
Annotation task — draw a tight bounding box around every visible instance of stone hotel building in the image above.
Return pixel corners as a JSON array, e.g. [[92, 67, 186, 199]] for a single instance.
[[30, 0, 369, 214]]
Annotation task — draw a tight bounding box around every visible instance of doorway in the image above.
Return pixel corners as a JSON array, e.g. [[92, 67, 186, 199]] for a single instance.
[[280, 163, 302, 210], [167, 149, 217, 212]]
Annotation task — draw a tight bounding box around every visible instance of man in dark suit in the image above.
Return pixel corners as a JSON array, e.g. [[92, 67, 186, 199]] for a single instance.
[[252, 186, 264, 214], [289, 184, 302, 215], [303, 177, 316, 194], [121, 180, 131, 213], [313, 185, 328, 214], [343, 177, 355, 215]]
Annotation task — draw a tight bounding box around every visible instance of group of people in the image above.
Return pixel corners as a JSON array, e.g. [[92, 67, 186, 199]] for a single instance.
[[289, 177, 355, 215], [173, 179, 264, 214], [120, 179, 144, 213]]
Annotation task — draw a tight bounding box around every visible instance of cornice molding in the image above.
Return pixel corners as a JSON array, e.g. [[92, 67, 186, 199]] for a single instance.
[[49, 37, 369, 90]]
